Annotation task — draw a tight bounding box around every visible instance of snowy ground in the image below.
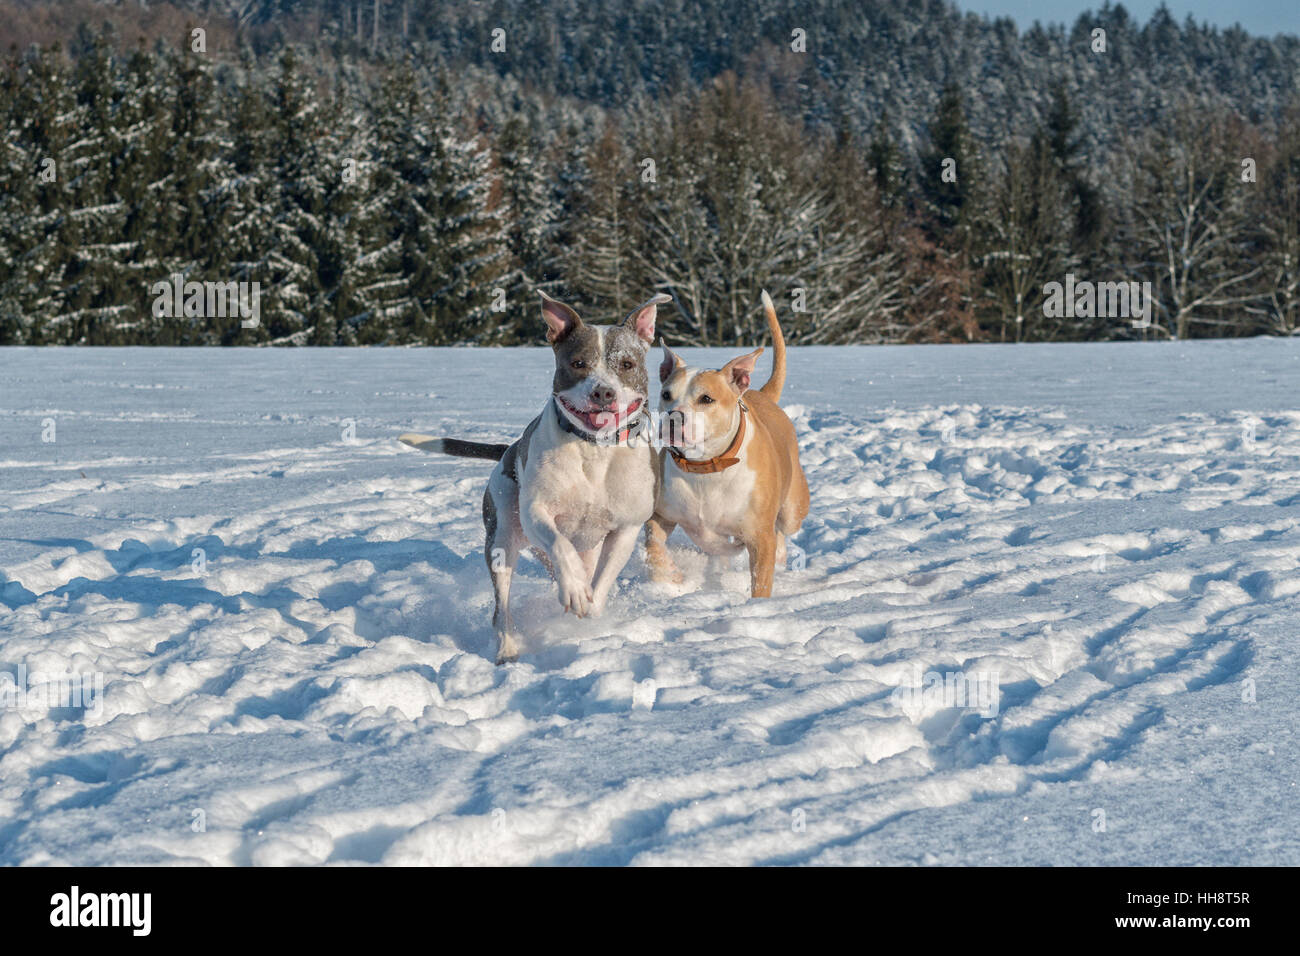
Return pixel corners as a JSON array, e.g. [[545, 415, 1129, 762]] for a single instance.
[[1, 339, 1298, 866]]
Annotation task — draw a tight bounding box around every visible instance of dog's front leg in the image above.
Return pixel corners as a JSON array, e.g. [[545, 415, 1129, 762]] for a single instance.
[[745, 530, 778, 598], [589, 524, 641, 615], [522, 506, 594, 617]]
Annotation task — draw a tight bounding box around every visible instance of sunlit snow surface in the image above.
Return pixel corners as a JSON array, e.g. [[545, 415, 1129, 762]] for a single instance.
[[1, 340, 1298, 865]]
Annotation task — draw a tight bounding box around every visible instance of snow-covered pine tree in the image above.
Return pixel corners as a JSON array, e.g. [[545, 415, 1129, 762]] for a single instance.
[[568, 123, 639, 328], [494, 115, 560, 338], [151, 46, 225, 345], [47, 31, 141, 344], [0, 47, 55, 344], [920, 82, 977, 242], [210, 47, 329, 345], [204, 70, 277, 344], [628, 78, 819, 346], [866, 112, 908, 206], [368, 67, 510, 343], [326, 63, 410, 345]]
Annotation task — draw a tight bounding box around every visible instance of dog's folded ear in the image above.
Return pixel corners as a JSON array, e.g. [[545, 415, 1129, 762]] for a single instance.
[[624, 293, 672, 345], [659, 338, 685, 383], [539, 291, 583, 344], [721, 347, 764, 393]]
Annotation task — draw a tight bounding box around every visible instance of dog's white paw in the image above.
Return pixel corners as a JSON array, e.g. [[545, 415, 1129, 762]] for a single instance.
[[558, 576, 595, 618], [495, 630, 523, 664]]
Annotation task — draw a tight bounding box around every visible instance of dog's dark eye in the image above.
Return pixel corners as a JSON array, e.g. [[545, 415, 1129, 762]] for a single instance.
[[570, 360, 586, 369], [661, 390, 671, 401], [620, 360, 635, 371], [698, 395, 714, 405]]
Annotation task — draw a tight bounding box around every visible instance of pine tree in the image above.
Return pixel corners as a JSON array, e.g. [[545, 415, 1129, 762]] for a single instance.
[[920, 83, 977, 244], [54, 31, 141, 344], [569, 123, 639, 325], [1042, 83, 1105, 265], [365, 66, 510, 343], [496, 116, 559, 299], [866, 112, 907, 205]]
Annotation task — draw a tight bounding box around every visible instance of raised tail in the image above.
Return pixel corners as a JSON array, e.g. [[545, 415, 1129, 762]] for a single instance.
[[758, 290, 786, 401], [399, 433, 508, 461]]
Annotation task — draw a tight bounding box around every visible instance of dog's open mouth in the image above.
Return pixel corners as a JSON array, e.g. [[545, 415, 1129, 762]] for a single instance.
[[558, 395, 642, 432]]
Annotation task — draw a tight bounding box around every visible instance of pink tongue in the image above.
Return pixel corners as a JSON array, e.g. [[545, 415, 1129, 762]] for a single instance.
[[591, 400, 640, 429]]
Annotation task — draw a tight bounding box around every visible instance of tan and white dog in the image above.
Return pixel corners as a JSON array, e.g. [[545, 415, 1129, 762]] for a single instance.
[[645, 291, 809, 597]]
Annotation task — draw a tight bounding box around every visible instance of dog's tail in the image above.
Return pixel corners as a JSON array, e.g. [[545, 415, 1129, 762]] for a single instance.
[[399, 433, 508, 461], [758, 290, 787, 401]]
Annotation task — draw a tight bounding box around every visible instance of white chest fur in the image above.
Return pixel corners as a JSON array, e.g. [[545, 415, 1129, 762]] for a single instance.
[[521, 411, 657, 553], [657, 438, 756, 555]]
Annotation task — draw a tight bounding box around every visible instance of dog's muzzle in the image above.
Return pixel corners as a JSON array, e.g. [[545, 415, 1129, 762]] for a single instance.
[[658, 409, 688, 447]]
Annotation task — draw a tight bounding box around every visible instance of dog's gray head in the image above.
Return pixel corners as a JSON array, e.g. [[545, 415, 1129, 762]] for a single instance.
[[540, 291, 670, 433]]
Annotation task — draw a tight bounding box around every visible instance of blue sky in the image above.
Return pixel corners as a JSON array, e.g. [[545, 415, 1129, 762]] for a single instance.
[[953, 1, 1300, 36]]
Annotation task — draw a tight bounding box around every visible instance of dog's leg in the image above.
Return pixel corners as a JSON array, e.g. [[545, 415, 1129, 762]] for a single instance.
[[778, 467, 811, 536], [483, 476, 525, 664], [745, 530, 778, 598], [522, 508, 593, 617], [579, 546, 601, 584], [774, 532, 787, 569], [589, 524, 641, 614], [643, 514, 683, 585]]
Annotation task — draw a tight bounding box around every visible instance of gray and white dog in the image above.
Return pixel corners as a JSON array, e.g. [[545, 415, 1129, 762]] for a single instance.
[[401, 291, 669, 663]]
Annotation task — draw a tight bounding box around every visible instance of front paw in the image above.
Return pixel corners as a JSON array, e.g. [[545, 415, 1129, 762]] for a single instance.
[[557, 575, 595, 617]]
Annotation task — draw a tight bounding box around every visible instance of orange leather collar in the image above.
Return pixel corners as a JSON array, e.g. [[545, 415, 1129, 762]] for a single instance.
[[669, 401, 747, 474]]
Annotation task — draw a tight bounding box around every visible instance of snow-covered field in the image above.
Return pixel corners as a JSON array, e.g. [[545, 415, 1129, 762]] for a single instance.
[[1, 340, 1298, 866]]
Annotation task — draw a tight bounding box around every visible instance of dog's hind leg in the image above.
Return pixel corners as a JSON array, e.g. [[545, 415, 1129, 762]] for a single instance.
[[778, 467, 810, 537], [484, 469, 525, 664]]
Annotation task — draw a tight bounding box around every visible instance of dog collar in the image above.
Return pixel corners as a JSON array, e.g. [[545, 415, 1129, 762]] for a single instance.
[[553, 397, 648, 447], [669, 401, 747, 474]]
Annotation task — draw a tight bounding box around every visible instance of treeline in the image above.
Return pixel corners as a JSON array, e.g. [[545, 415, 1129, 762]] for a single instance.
[[0, 9, 1297, 344]]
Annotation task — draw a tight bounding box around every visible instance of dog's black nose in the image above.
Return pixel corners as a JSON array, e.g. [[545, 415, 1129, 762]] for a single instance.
[[591, 385, 617, 407]]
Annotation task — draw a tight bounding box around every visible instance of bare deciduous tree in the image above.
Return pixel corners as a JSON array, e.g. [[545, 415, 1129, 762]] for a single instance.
[[1118, 108, 1260, 339]]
